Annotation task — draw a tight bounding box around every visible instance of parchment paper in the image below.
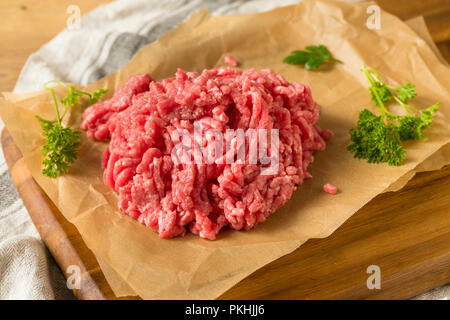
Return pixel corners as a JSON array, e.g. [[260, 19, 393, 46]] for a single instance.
[[95, 14, 450, 298], [382, 15, 450, 193], [1, 0, 450, 299]]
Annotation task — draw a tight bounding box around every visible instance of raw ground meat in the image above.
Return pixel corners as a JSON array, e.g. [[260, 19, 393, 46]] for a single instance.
[[323, 183, 338, 194], [81, 67, 330, 240], [224, 56, 238, 67]]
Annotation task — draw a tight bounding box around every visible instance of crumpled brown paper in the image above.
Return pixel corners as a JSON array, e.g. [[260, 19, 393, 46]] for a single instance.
[[1, 0, 450, 299]]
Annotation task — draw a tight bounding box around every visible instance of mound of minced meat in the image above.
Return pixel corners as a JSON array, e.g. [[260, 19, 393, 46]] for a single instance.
[[81, 67, 331, 240]]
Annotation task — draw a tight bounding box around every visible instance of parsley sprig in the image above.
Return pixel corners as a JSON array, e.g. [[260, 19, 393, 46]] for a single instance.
[[36, 81, 107, 178], [347, 67, 439, 166], [283, 45, 343, 70]]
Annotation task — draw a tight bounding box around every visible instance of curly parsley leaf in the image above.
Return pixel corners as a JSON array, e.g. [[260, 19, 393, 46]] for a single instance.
[[348, 68, 439, 166], [347, 109, 405, 166], [283, 45, 343, 70], [56, 83, 108, 108], [361, 68, 392, 107], [60, 85, 83, 108], [397, 102, 440, 141], [37, 81, 107, 178], [89, 88, 109, 105], [36, 115, 81, 178], [394, 82, 417, 103]]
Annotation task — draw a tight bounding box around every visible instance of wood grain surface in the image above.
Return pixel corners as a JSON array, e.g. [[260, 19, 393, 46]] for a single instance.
[[1, 0, 450, 300]]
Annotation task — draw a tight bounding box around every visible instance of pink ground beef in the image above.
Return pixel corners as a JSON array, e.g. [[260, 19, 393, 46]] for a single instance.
[[81, 67, 330, 240]]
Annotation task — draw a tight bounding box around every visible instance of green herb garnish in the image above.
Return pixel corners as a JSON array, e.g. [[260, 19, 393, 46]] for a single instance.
[[37, 81, 107, 177], [283, 45, 343, 70], [347, 67, 439, 166]]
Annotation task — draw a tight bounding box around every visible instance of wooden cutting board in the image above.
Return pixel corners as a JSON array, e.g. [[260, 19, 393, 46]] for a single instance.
[[1, 0, 450, 300], [3, 128, 450, 299]]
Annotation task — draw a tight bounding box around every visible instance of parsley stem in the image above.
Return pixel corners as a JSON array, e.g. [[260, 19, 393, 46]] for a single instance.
[[362, 67, 392, 119], [44, 86, 62, 126], [43, 80, 70, 90], [43, 80, 91, 124], [43, 80, 71, 125], [393, 96, 413, 115], [60, 105, 69, 122]]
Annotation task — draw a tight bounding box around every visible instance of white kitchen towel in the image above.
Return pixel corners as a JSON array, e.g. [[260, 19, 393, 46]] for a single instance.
[[0, 236, 75, 300], [0, 0, 447, 299]]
